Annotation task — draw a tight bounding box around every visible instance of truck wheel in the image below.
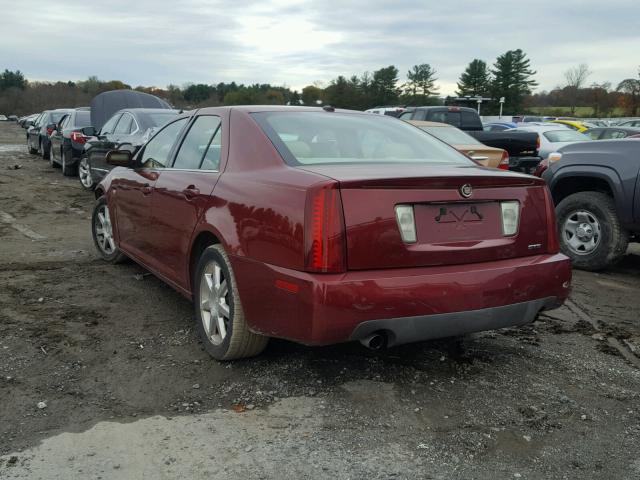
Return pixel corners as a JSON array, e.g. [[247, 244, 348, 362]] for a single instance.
[[194, 244, 268, 360], [556, 191, 628, 271]]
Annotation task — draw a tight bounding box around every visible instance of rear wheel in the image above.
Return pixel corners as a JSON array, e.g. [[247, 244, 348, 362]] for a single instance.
[[28, 140, 37, 155], [556, 191, 628, 271], [41, 141, 50, 160], [92, 197, 126, 263], [62, 149, 76, 176], [79, 157, 95, 190], [194, 245, 268, 360]]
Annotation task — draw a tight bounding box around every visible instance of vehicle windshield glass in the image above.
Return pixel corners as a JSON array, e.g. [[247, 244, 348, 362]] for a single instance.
[[75, 110, 92, 127], [544, 130, 590, 142], [253, 112, 471, 166], [146, 112, 179, 128], [418, 126, 482, 146]]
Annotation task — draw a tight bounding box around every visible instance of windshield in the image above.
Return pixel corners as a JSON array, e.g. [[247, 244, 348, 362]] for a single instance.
[[418, 126, 482, 146], [544, 130, 590, 142], [253, 112, 471, 166]]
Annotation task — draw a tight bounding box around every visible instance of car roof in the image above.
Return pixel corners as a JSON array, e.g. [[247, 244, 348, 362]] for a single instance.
[[194, 105, 374, 115], [512, 125, 576, 132], [114, 108, 181, 115]]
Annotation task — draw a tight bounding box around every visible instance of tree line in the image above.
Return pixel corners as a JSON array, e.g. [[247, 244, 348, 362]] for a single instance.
[[1, 54, 639, 117]]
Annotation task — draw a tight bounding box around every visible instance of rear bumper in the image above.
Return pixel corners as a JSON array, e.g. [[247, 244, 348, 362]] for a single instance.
[[350, 296, 558, 346], [231, 253, 571, 346]]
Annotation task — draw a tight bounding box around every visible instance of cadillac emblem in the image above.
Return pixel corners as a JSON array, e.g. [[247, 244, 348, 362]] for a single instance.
[[459, 184, 473, 198]]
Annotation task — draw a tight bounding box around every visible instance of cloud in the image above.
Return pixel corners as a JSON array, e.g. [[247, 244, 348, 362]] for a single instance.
[[0, 0, 637, 95]]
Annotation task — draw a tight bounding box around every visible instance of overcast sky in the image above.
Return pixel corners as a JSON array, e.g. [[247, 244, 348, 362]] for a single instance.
[[1, 0, 637, 96]]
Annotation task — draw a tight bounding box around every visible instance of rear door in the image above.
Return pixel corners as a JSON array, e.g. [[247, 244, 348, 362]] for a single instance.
[[88, 114, 121, 179], [113, 117, 189, 264], [147, 114, 226, 289]]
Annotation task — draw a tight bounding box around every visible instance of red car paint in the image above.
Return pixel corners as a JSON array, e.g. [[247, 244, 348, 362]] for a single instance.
[[97, 106, 571, 346]]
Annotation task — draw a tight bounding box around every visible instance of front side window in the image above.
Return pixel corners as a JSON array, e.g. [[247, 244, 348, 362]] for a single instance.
[[253, 112, 471, 166], [50, 112, 67, 124], [139, 118, 188, 168], [173, 116, 222, 170]]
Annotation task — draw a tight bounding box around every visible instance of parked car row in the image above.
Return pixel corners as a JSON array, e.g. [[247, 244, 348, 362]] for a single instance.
[[14, 94, 639, 361]]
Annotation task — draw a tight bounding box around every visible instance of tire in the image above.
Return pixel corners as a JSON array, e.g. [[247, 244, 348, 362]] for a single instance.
[[556, 191, 629, 271], [194, 244, 268, 360], [79, 157, 95, 190], [28, 140, 37, 155], [62, 149, 76, 177], [41, 141, 50, 160], [91, 196, 126, 264], [49, 147, 60, 168]]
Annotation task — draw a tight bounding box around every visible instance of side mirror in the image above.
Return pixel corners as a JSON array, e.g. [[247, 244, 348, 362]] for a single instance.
[[106, 150, 133, 167], [81, 126, 97, 137]]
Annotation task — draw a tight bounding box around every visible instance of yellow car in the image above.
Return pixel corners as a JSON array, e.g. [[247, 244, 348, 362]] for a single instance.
[[549, 120, 595, 133]]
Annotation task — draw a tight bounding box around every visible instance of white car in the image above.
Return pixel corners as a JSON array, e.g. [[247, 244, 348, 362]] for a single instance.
[[509, 125, 591, 159], [0, 115, 8, 121], [365, 107, 405, 117]]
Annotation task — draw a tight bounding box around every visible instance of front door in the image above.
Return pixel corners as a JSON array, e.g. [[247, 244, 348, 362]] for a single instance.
[[113, 117, 189, 264], [148, 115, 225, 289]]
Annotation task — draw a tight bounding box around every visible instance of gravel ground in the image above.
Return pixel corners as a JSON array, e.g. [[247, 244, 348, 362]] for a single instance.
[[0, 121, 639, 479]]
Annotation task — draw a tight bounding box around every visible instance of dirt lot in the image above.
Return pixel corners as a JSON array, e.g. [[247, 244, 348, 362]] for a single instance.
[[0, 121, 639, 479]]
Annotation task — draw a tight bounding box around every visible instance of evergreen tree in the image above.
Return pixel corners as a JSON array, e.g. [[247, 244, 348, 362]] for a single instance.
[[370, 66, 400, 106], [403, 64, 439, 99], [456, 59, 491, 97], [490, 49, 537, 114]]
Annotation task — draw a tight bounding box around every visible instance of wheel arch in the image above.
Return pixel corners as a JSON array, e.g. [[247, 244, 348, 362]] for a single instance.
[[548, 166, 630, 224], [188, 229, 223, 293]]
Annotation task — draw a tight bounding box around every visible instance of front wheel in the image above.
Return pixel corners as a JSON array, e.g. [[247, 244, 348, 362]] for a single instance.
[[556, 191, 628, 271], [194, 245, 268, 360], [79, 157, 95, 190], [91, 197, 126, 263], [62, 149, 76, 176]]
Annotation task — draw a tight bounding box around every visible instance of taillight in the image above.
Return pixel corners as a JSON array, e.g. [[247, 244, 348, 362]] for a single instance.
[[304, 182, 346, 273], [46, 127, 54, 136], [498, 150, 509, 170], [70, 131, 87, 144], [536, 134, 541, 153], [543, 186, 560, 254]]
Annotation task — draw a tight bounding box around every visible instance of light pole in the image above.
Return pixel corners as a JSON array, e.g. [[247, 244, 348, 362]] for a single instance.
[[476, 96, 483, 115], [499, 97, 505, 118]]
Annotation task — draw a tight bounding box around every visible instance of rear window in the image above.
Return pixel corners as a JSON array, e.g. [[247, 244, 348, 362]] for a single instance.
[[253, 112, 471, 166], [418, 126, 482, 146], [75, 110, 91, 127], [543, 130, 590, 143]]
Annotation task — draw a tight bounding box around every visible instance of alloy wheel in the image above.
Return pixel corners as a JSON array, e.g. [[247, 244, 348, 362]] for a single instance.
[[79, 159, 93, 188], [563, 209, 601, 255], [199, 260, 231, 345], [94, 204, 115, 254]]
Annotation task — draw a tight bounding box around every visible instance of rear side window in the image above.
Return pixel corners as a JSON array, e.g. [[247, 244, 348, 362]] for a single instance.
[[253, 112, 470, 166], [399, 111, 413, 120], [50, 112, 67, 124], [585, 129, 602, 140], [140, 118, 188, 168], [114, 113, 135, 135], [172, 116, 222, 170], [101, 114, 121, 135]]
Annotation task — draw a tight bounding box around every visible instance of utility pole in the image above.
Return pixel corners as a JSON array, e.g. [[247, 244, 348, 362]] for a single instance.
[[499, 97, 505, 118]]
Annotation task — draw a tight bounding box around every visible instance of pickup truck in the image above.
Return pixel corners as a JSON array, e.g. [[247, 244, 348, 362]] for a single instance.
[[400, 106, 541, 173], [542, 139, 639, 270]]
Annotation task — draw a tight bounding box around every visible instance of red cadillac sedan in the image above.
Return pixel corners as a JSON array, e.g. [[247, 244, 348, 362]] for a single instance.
[[92, 106, 571, 360]]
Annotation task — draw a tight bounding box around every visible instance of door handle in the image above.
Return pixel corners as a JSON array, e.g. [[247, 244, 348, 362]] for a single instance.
[[141, 183, 152, 195], [182, 185, 200, 200]]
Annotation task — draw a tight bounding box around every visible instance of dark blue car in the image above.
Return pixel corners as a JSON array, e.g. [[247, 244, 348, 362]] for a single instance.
[[49, 107, 92, 176]]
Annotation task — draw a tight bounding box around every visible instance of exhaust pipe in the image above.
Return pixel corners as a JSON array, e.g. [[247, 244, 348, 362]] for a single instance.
[[359, 332, 386, 350]]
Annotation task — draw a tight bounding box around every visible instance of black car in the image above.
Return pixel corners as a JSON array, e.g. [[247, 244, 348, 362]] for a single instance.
[[399, 106, 483, 131], [49, 108, 92, 176], [81, 108, 179, 189], [583, 126, 640, 140], [543, 139, 640, 271], [27, 109, 72, 159]]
